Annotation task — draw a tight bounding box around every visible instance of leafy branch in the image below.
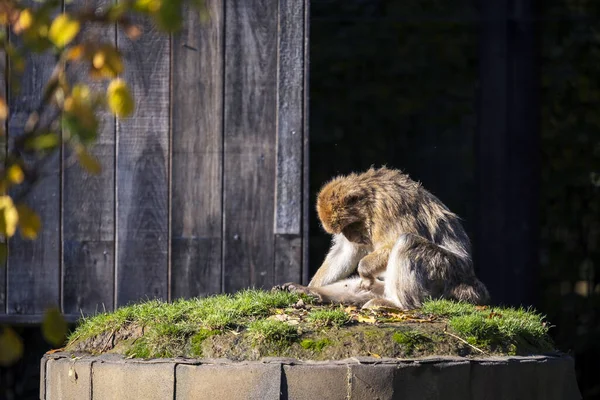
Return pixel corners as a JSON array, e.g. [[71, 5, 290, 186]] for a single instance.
[[0, 0, 205, 366]]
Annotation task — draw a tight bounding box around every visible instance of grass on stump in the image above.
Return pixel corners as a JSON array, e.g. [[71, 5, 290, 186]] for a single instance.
[[65, 290, 555, 360]]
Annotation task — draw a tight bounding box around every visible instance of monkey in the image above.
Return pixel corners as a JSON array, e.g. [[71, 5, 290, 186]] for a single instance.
[[276, 166, 490, 310]]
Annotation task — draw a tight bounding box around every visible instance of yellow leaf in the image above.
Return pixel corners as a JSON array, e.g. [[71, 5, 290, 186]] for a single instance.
[[92, 51, 105, 69], [6, 165, 24, 185], [0, 195, 18, 237], [107, 79, 134, 118], [66, 44, 85, 61], [49, 13, 80, 48], [24, 133, 60, 150], [72, 84, 91, 102], [344, 305, 358, 313], [16, 204, 41, 240], [0, 97, 8, 121], [76, 146, 102, 175], [91, 46, 123, 79], [135, 0, 162, 13], [0, 327, 23, 366], [42, 307, 68, 347], [357, 314, 377, 324], [17, 9, 34, 32]]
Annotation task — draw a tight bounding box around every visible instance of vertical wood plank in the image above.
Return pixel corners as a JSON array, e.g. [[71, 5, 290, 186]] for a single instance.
[[116, 13, 170, 305], [223, 0, 278, 292], [62, 0, 116, 315], [274, 0, 304, 236], [171, 0, 224, 298], [273, 0, 305, 285], [6, 2, 60, 314], [301, 0, 310, 285], [274, 235, 301, 285], [0, 27, 6, 313]]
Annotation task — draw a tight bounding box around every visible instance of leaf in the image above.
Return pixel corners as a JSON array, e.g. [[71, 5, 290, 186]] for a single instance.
[[24, 132, 60, 150], [344, 305, 358, 313], [357, 314, 377, 324], [0, 97, 8, 121], [6, 164, 24, 185], [0, 327, 24, 366], [16, 204, 41, 240], [154, 0, 183, 31], [76, 146, 102, 175], [90, 45, 123, 79], [0, 195, 19, 237], [49, 13, 80, 48], [123, 24, 143, 40], [134, 0, 162, 13], [66, 44, 85, 61], [42, 307, 68, 347], [107, 79, 134, 118], [15, 9, 34, 33]]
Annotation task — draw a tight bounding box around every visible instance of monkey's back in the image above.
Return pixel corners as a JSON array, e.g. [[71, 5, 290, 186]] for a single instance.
[[360, 168, 471, 258]]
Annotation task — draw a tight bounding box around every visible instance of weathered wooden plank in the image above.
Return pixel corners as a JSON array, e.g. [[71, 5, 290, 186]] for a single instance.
[[171, 0, 224, 299], [274, 0, 304, 236], [0, 313, 81, 324], [62, 0, 116, 315], [301, 0, 310, 285], [0, 27, 6, 313], [273, 0, 306, 285], [274, 234, 302, 285], [223, 0, 278, 292], [6, 2, 60, 314], [116, 13, 170, 305]]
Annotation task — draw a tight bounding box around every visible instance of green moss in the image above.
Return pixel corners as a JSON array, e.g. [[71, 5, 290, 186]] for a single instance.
[[247, 319, 298, 346], [300, 338, 332, 352], [392, 330, 432, 354], [306, 308, 348, 327], [190, 329, 221, 357]]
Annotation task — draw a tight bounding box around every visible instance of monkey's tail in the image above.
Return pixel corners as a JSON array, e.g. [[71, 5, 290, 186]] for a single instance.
[[448, 278, 490, 305]]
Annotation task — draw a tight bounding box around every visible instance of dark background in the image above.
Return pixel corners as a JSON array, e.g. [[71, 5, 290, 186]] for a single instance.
[[308, 0, 599, 398], [2, 0, 599, 398]]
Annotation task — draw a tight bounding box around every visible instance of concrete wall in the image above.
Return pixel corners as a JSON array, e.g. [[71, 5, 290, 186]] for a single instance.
[[41, 352, 581, 400]]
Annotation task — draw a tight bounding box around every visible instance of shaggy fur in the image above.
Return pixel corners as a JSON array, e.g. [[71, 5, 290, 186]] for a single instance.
[[277, 167, 490, 310]]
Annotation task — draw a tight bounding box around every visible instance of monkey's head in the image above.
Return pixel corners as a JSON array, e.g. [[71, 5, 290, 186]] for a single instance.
[[316, 176, 371, 244]]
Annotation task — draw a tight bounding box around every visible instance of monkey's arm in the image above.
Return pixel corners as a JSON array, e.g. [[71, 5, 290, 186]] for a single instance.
[[309, 234, 366, 287], [357, 244, 393, 289]]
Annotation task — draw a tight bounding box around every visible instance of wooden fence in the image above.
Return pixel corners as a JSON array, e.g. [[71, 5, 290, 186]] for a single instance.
[[0, 0, 309, 323]]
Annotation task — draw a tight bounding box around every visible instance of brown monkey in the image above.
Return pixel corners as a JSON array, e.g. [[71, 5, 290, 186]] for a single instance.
[[277, 167, 490, 310]]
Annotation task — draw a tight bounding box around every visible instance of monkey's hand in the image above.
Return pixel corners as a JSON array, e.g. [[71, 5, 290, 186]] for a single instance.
[[272, 282, 324, 303], [357, 246, 392, 291], [359, 277, 375, 291]]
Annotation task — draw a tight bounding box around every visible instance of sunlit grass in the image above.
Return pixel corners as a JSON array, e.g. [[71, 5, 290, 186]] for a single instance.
[[67, 291, 554, 359]]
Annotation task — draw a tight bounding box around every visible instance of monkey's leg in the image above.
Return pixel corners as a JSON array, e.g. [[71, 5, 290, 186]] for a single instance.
[[383, 233, 476, 310], [308, 234, 367, 287], [357, 245, 393, 290], [279, 277, 382, 307]]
